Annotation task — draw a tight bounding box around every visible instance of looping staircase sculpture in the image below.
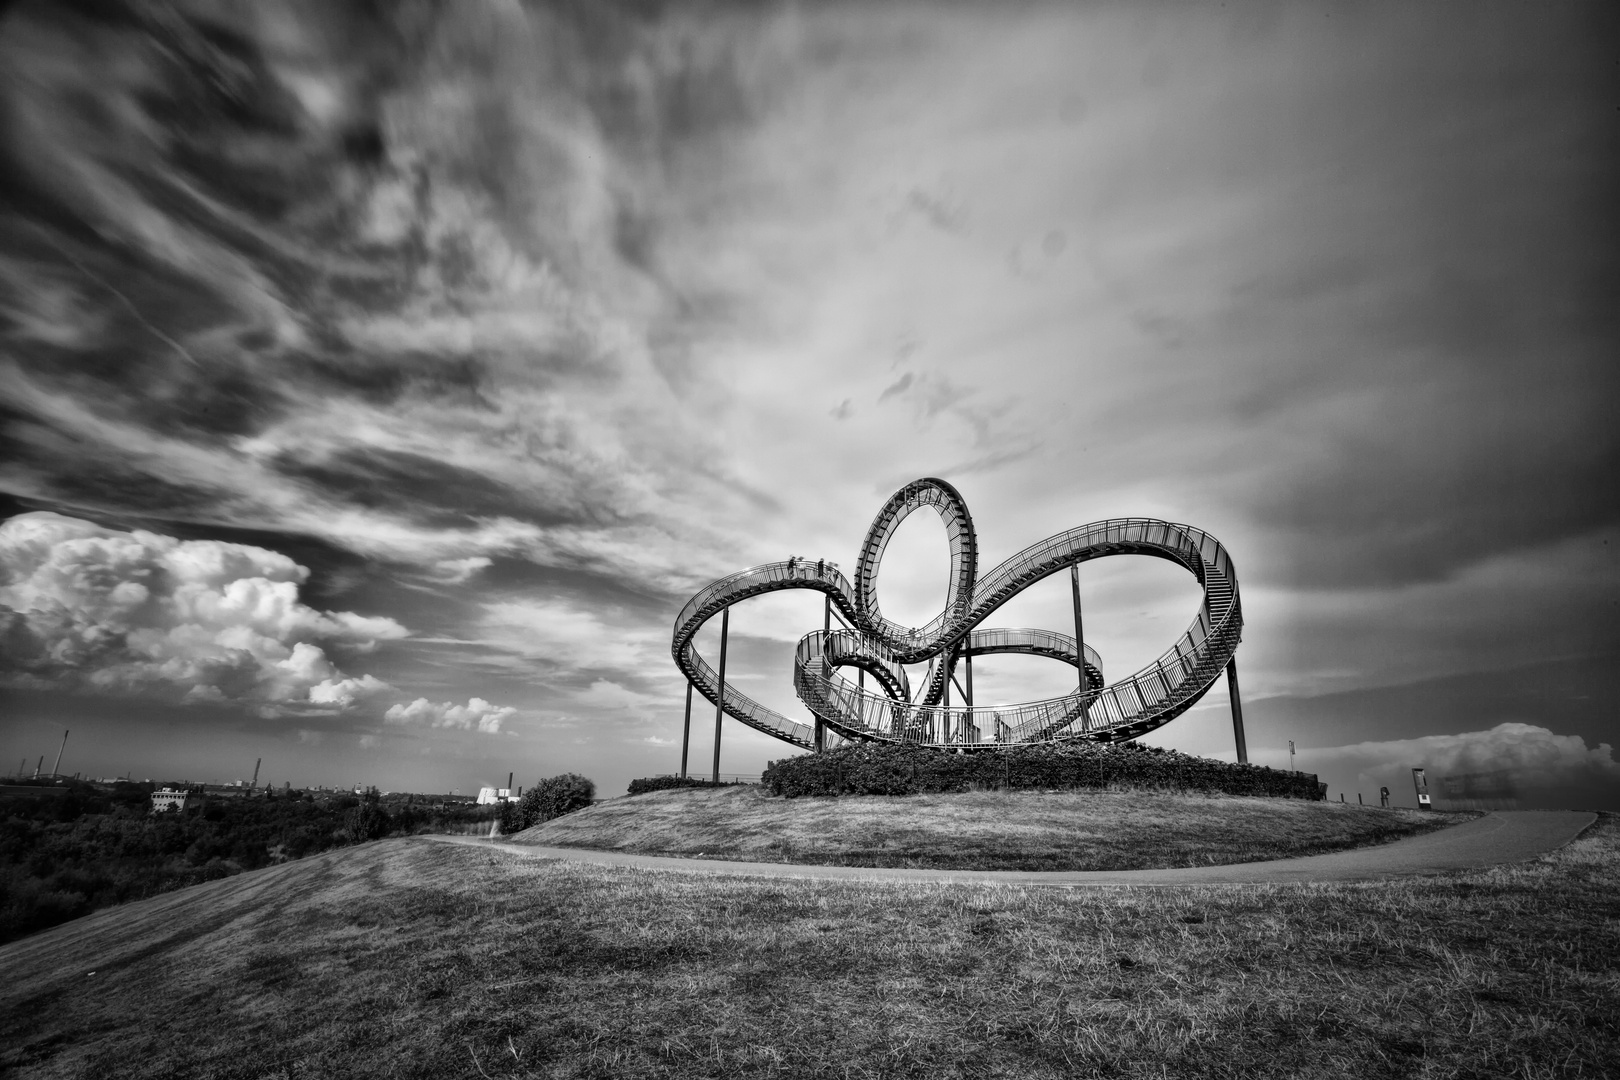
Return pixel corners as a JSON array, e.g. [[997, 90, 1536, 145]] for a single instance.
[[671, 477, 1243, 752]]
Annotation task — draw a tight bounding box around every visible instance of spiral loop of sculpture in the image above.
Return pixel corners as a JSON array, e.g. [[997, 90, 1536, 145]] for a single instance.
[[672, 478, 1243, 750]]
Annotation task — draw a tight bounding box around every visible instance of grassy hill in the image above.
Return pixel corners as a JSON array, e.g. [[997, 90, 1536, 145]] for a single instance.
[[1, 815, 1615, 1078], [510, 785, 1454, 870]]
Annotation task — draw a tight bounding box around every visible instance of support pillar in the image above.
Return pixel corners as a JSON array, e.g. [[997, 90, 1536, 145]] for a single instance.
[[1071, 565, 1090, 729], [1070, 566, 1086, 694], [680, 680, 693, 778], [712, 607, 729, 783], [815, 597, 831, 751], [1226, 658, 1248, 764]]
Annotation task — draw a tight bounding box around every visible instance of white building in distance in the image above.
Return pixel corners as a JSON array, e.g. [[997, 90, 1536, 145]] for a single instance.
[[150, 788, 193, 814]]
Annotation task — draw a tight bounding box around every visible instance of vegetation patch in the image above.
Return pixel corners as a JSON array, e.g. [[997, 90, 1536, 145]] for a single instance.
[[1, 815, 1612, 1079], [511, 785, 1456, 871], [0, 780, 499, 946], [762, 740, 1323, 799], [626, 775, 738, 796], [513, 773, 596, 831]]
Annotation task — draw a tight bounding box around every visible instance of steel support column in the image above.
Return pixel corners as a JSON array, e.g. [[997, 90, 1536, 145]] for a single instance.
[[712, 607, 729, 783], [1226, 658, 1248, 764], [1070, 566, 1086, 693], [1071, 565, 1090, 729], [680, 681, 693, 778], [815, 597, 830, 751]]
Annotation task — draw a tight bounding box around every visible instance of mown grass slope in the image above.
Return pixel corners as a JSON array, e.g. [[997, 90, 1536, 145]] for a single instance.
[[1, 815, 1614, 1079], [511, 785, 1455, 870]]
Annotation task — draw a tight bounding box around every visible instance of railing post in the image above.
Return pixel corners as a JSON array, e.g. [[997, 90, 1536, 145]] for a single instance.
[[1226, 657, 1248, 764], [680, 680, 693, 778], [712, 607, 729, 783]]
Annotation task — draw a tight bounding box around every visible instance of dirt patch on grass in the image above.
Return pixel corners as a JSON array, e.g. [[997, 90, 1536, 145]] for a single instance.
[[509, 786, 1461, 870]]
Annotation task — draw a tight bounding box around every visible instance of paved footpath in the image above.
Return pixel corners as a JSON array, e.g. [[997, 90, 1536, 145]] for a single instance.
[[426, 809, 1596, 887]]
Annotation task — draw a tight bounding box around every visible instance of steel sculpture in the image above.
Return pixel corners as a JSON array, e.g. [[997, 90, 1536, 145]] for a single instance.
[[672, 478, 1246, 775]]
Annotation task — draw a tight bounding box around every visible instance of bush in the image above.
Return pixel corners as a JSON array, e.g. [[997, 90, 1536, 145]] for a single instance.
[[761, 741, 1323, 800], [626, 776, 734, 796], [347, 787, 391, 842], [517, 773, 596, 829]]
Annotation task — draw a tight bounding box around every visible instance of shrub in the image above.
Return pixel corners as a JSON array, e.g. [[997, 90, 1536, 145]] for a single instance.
[[347, 787, 391, 841], [626, 776, 734, 796], [761, 741, 1322, 800], [517, 773, 597, 829]]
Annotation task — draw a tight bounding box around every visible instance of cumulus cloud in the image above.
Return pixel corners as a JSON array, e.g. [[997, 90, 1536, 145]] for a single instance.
[[0, 511, 402, 710], [384, 696, 514, 734], [1279, 724, 1620, 810]]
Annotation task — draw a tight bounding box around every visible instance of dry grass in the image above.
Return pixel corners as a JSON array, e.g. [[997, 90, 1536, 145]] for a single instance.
[[511, 785, 1456, 870], [1, 813, 1613, 1079]]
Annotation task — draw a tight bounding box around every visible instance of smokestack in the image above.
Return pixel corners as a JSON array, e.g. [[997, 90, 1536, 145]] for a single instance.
[[507, 771, 513, 792], [51, 729, 69, 778], [251, 758, 261, 788]]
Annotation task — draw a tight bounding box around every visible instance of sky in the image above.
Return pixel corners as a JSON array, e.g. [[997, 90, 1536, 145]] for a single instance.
[[1, 0, 1615, 809]]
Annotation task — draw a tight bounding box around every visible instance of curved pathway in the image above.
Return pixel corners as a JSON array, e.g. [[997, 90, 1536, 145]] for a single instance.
[[426, 809, 1596, 886]]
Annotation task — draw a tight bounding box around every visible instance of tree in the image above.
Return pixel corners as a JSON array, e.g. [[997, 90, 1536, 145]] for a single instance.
[[347, 787, 390, 841], [517, 774, 596, 829]]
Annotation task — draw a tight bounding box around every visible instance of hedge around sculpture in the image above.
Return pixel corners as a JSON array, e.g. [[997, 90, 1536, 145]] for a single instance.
[[761, 741, 1322, 800], [626, 776, 735, 796]]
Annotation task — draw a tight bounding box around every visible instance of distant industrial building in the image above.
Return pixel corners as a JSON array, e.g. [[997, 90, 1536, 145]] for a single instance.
[[477, 773, 522, 805], [150, 788, 194, 814]]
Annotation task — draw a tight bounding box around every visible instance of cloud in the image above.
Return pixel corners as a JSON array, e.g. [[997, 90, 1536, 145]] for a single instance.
[[1260, 724, 1620, 810], [0, 511, 402, 710], [427, 557, 493, 585], [384, 696, 513, 734], [0, 0, 770, 604]]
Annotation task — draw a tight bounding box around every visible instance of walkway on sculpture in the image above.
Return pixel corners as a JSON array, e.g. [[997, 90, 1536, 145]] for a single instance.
[[426, 810, 1595, 886]]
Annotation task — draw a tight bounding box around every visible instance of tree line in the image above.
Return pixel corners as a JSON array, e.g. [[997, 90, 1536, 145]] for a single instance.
[[0, 780, 498, 945]]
